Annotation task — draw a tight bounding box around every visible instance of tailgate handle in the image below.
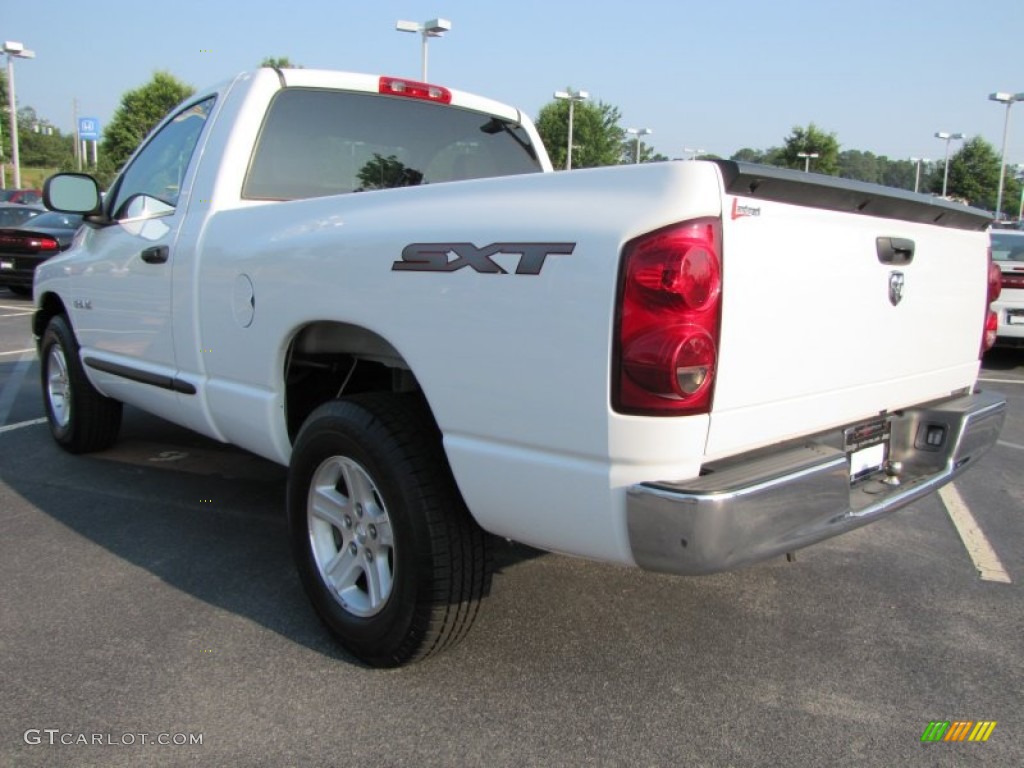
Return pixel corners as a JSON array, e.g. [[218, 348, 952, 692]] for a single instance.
[[877, 237, 914, 265], [140, 245, 169, 264]]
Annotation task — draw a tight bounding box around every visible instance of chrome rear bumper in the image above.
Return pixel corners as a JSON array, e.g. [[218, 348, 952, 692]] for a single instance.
[[626, 391, 1006, 575]]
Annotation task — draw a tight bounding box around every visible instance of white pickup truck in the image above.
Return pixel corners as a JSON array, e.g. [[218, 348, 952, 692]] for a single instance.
[[35, 68, 1006, 667]]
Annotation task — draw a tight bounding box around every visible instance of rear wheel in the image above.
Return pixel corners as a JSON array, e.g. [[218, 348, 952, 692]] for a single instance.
[[288, 393, 491, 667], [40, 315, 122, 453], [7, 285, 30, 296]]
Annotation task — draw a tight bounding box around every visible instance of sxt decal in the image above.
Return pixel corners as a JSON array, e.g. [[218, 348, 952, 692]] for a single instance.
[[393, 242, 576, 275]]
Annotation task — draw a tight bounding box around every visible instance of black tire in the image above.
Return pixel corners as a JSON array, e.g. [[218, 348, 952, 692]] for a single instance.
[[7, 285, 30, 296], [40, 315, 123, 453], [288, 393, 491, 667]]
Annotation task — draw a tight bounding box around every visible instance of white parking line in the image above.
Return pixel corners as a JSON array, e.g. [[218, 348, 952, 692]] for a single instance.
[[0, 311, 33, 318], [0, 350, 34, 424], [978, 377, 1024, 384], [0, 304, 30, 310], [0, 348, 35, 357], [0, 416, 47, 434], [999, 440, 1024, 452], [938, 484, 1012, 584]]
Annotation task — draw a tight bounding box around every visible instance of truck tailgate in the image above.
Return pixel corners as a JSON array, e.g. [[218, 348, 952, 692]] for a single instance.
[[706, 162, 991, 460]]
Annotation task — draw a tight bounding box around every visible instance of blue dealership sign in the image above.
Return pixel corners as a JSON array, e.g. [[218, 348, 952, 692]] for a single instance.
[[78, 117, 100, 141]]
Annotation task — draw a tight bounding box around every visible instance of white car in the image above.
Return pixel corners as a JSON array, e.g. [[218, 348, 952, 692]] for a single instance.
[[991, 229, 1024, 348]]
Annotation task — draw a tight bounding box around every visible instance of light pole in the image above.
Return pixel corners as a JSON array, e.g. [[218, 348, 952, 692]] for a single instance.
[[395, 18, 451, 81], [797, 151, 818, 172], [626, 128, 652, 164], [4, 41, 35, 190], [934, 131, 965, 198], [910, 157, 929, 193], [553, 88, 588, 170], [989, 91, 1024, 220], [683, 147, 704, 161]]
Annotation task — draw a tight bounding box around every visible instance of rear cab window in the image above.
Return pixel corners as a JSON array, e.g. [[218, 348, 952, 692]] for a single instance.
[[243, 88, 543, 201]]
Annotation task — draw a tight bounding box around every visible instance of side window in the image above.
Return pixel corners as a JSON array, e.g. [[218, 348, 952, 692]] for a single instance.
[[109, 97, 216, 218]]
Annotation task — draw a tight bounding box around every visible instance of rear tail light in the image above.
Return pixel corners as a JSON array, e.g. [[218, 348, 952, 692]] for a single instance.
[[988, 258, 1002, 303], [379, 76, 452, 104], [614, 218, 722, 415], [30, 236, 59, 252], [981, 250, 1001, 356], [983, 310, 998, 352], [0, 233, 59, 252]]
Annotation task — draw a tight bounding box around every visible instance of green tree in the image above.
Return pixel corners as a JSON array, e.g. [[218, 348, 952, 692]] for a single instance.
[[0, 72, 8, 162], [879, 158, 936, 194], [879, 157, 908, 190], [781, 123, 840, 175], [101, 71, 195, 174], [356, 154, 422, 190], [931, 136, 1001, 209], [0, 76, 76, 178], [838, 149, 881, 184], [535, 96, 625, 169], [15, 106, 74, 169], [730, 146, 784, 167], [1004, 173, 1023, 220], [619, 137, 665, 164], [260, 56, 302, 69]]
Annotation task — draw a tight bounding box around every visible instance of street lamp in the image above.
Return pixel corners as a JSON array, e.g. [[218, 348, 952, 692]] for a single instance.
[[989, 91, 1024, 220], [4, 41, 35, 190], [683, 147, 704, 161], [395, 17, 451, 81], [553, 88, 589, 170], [797, 151, 818, 172], [910, 157, 930, 193], [934, 131, 965, 198], [625, 128, 652, 164]]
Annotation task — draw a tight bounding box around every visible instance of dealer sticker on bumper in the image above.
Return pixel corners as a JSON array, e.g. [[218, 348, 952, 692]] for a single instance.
[[844, 418, 891, 482]]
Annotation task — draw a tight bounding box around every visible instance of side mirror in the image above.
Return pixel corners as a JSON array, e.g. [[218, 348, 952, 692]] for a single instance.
[[43, 173, 103, 215]]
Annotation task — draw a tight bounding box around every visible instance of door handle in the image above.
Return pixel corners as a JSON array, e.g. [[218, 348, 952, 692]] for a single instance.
[[876, 237, 914, 266], [140, 245, 169, 264]]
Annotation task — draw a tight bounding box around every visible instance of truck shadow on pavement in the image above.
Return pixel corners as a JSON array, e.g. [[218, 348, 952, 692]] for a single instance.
[[1, 404, 545, 667], [982, 347, 1024, 371]]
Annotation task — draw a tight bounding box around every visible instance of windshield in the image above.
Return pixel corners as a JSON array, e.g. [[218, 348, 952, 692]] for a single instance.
[[24, 212, 84, 230], [0, 207, 42, 227]]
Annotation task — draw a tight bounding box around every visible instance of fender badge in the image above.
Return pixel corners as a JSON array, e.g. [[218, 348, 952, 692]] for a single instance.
[[888, 271, 905, 306], [731, 198, 761, 219]]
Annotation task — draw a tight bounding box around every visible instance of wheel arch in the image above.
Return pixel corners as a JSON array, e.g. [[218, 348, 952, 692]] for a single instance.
[[33, 291, 70, 341], [282, 320, 428, 443]]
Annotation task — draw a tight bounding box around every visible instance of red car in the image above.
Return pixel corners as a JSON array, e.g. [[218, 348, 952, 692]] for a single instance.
[[0, 188, 43, 205]]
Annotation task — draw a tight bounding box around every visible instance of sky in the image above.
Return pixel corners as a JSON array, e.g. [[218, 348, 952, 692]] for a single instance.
[[1, 0, 1022, 166]]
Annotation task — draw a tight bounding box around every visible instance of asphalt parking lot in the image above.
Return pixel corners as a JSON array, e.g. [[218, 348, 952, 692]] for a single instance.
[[1, 288, 1022, 767]]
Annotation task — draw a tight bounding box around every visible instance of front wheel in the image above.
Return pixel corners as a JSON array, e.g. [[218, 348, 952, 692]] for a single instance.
[[288, 393, 491, 667], [40, 315, 123, 453]]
